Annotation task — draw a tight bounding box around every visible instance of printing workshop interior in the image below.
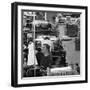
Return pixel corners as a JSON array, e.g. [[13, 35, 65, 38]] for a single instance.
[[22, 11, 80, 77]]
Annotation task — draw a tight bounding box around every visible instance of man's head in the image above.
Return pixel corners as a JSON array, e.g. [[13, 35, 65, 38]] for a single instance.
[[42, 44, 50, 54], [28, 37, 33, 44]]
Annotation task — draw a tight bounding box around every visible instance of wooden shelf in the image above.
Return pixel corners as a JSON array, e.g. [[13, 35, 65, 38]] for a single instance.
[[23, 29, 57, 35]]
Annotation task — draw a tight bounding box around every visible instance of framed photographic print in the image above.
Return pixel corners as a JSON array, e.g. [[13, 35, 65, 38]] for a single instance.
[[11, 2, 88, 87]]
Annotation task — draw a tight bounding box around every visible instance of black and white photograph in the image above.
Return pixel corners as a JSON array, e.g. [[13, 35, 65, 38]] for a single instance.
[[22, 11, 80, 77], [11, 2, 88, 87]]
